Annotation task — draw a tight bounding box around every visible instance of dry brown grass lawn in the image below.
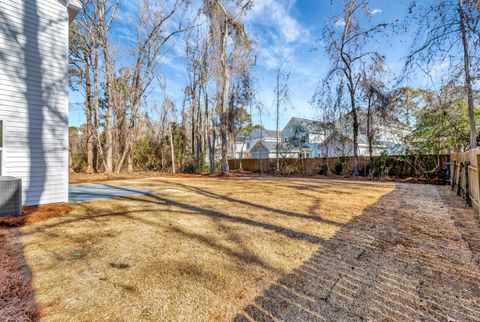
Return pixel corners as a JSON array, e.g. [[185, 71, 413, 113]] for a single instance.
[[69, 171, 167, 184], [7, 177, 480, 321]]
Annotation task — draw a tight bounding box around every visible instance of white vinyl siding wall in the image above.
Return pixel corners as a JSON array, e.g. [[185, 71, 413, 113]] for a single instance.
[[0, 0, 69, 205], [0, 120, 3, 175]]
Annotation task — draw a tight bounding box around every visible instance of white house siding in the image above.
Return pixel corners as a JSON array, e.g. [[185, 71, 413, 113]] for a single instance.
[[0, 0, 69, 205]]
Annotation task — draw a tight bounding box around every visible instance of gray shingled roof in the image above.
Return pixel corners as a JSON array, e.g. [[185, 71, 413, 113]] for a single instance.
[[286, 117, 326, 131], [252, 141, 278, 151], [324, 131, 369, 145], [239, 128, 280, 141]]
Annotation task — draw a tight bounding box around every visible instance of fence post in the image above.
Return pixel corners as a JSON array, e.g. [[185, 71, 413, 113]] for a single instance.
[[465, 162, 471, 207], [457, 162, 463, 196], [451, 158, 456, 191], [476, 149, 480, 215], [446, 158, 450, 186]]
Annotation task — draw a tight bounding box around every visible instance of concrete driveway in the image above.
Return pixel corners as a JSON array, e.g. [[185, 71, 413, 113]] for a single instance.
[[69, 183, 153, 203]]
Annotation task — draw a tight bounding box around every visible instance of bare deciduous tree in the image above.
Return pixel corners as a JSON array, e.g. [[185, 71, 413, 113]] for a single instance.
[[320, 0, 387, 175], [204, 0, 253, 174], [359, 56, 391, 175], [115, 0, 190, 173]]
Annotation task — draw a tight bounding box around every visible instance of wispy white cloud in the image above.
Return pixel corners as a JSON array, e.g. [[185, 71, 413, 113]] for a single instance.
[[259, 37, 294, 70], [370, 9, 382, 15], [242, 0, 324, 128], [247, 0, 307, 43], [335, 19, 346, 27]]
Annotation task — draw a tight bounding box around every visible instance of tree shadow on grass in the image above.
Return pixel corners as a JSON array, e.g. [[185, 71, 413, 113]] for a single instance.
[[24, 188, 328, 246], [19, 187, 331, 275], [19, 179, 480, 321], [16, 178, 375, 291], [135, 179, 341, 227], [233, 185, 480, 321]]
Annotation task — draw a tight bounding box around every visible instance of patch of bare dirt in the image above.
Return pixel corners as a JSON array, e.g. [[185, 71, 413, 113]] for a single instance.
[[438, 187, 480, 266]]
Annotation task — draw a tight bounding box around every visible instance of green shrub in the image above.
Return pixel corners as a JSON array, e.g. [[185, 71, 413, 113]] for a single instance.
[[316, 163, 329, 175], [134, 137, 162, 171], [183, 162, 198, 174], [373, 152, 394, 177], [334, 160, 343, 175], [71, 153, 87, 172]]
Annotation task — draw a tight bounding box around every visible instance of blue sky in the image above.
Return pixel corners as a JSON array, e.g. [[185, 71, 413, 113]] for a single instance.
[[69, 0, 427, 130]]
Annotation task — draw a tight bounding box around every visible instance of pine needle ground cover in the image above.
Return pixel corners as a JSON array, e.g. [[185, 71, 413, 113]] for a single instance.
[[7, 177, 480, 321]]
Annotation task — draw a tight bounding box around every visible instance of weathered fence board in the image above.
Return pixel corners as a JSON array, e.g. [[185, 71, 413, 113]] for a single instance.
[[450, 149, 480, 210]]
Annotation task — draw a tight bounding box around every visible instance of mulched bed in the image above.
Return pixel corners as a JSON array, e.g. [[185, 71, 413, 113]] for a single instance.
[[0, 204, 73, 228]]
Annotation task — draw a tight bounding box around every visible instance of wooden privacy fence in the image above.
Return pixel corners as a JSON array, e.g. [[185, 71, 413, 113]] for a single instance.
[[229, 155, 448, 179], [450, 149, 480, 210]]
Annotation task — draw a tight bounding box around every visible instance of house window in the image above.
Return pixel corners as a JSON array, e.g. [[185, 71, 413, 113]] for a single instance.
[[0, 120, 3, 176]]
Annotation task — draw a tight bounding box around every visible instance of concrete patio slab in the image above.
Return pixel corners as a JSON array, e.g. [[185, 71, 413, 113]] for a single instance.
[[69, 184, 153, 203]]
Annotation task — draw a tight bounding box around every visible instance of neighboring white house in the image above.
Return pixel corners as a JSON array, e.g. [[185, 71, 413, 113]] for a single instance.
[[281, 118, 328, 158], [250, 141, 278, 159], [322, 111, 411, 157], [260, 115, 410, 159], [321, 133, 384, 157], [231, 115, 410, 160], [0, 0, 81, 205], [234, 129, 280, 159]]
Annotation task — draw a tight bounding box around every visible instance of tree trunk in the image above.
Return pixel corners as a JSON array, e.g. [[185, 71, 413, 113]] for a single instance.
[[367, 93, 373, 177], [239, 141, 245, 170], [169, 123, 176, 174], [197, 75, 203, 173], [69, 148, 74, 173], [459, 0, 477, 149], [116, 99, 139, 174], [84, 55, 94, 174], [340, 1, 359, 176], [205, 83, 216, 174], [349, 84, 359, 176], [92, 47, 100, 172], [103, 39, 114, 174], [191, 89, 197, 163], [209, 122, 216, 174], [219, 19, 230, 174], [127, 152, 133, 173], [125, 101, 136, 174]]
